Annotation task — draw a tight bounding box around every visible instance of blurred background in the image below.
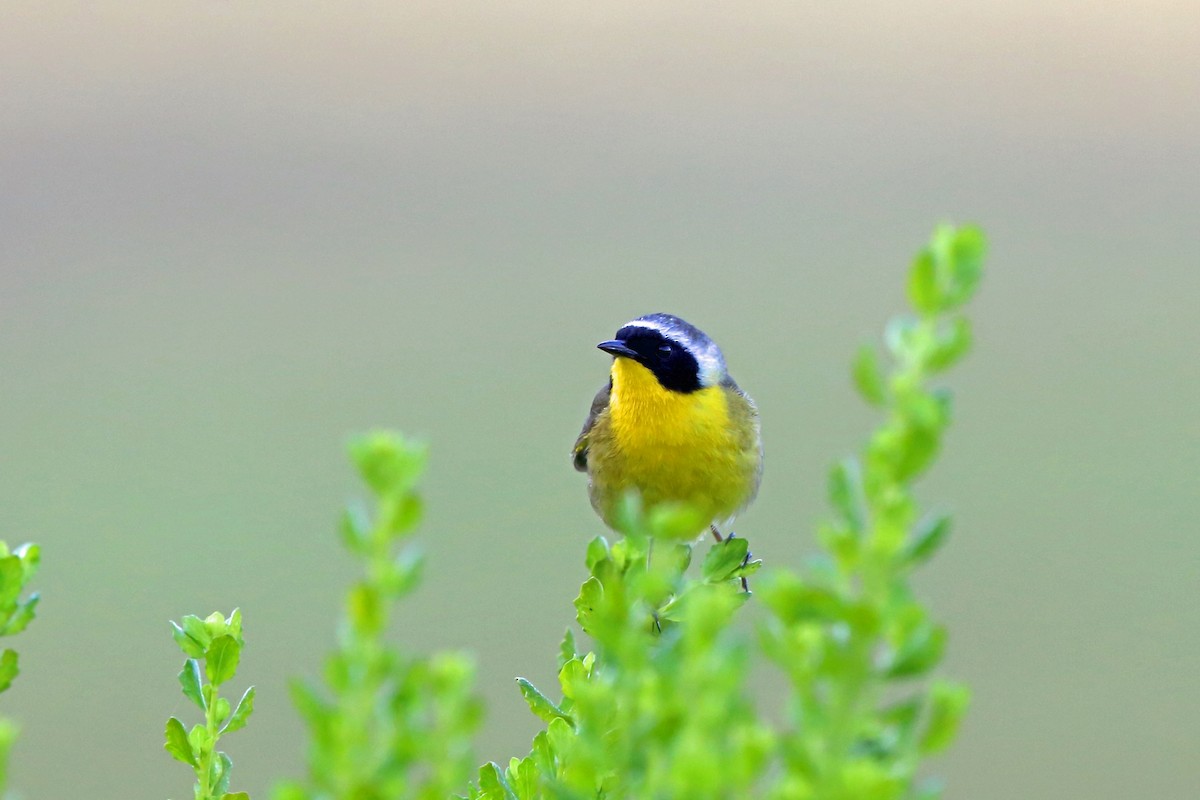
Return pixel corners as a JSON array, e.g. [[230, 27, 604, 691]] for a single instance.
[[1, 2, 1196, 797]]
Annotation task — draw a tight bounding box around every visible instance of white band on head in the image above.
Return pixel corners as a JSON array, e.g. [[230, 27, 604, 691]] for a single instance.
[[624, 317, 726, 387]]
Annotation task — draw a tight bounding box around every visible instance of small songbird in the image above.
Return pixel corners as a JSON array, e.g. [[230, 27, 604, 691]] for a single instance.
[[572, 313, 762, 540]]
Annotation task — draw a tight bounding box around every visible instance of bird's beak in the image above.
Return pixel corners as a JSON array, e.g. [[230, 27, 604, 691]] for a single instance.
[[597, 339, 640, 360]]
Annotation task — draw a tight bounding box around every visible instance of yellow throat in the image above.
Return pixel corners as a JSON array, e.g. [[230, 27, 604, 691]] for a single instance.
[[605, 357, 744, 521], [609, 358, 728, 443]]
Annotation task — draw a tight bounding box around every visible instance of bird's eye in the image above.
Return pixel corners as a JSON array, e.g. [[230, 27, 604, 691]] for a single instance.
[[658, 344, 674, 358]]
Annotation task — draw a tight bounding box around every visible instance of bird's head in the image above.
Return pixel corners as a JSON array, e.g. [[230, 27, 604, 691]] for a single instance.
[[597, 313, 727, 393]]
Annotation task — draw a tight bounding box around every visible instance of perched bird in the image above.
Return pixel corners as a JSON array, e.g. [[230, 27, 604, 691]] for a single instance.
[[573, 313, 762, 540]]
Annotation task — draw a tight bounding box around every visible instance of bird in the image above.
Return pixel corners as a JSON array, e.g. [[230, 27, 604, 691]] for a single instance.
[[572, 313, 762, 542]]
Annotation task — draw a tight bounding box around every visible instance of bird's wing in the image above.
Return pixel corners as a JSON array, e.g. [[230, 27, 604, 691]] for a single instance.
[[572, 380, 612, 472], [723, 375, 764, 500]]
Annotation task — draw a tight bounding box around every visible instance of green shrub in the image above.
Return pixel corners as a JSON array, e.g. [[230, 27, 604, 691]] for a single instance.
[[470, 224, 985, 799], [165, 609, 256, 800], [212, 223, 984, 799], [148, 223, 981, 800], [13, 224, 986, 800], [273, 435, 483, 800]]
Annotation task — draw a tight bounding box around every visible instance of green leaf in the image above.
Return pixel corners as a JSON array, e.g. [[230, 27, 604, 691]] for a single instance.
[[880, 695, 923, 740], [163, 716, 196, 766], [574, 576, 602, 630], [212, 750, 233, 796], [610, 490, 644, 536], [529, 729, 555, 776], [660, 541, 693, 576], [732, 558, 762, 579], [188, 722, 213, 757], [920, 681, 971, 754], [584, 536, 610, 572], [394, 548, 426, 595], [944, 225, 986, 308], [516, 678, 572, 725], [838, 758, 905, 797], [271, 782, 309, 800], [907, 514, 952, 565], [908, 249, 940, 314], [557, 657, 589, 701], [884, 314, 920, 359], [557, 628, 577, 670], [887, 624, 947, 679], [221, 794, 251, 800], [380, 493, 423, 536], [647, 502, 707, 540], [545, 716, 573, 757], [758, 573, 844, 624], [338, 504, 371, 554], [702, 537, 749, 582], [348, 583, 384, 635], [0, 556, 23, 610], [204, 611, 230, 639], [828, 458, 866, 531], [927, 317, 972, 372], [852, 344, 887, 406], [214, 696, 231, 726], [178, 659, 205, 710], [478, 761, 518, 800], [0, 649, 18, 693], [349, 432, 427, 497], [228, 608, 243, 641], [173, 615, 210, 658], [0, 718, 16, 771], [222, 686, 255, 734], [205, 635, 241, 685], [506, 755, 540, 799], [14, 543, 40, 580], [890, 422, 941, 482], [324, 653, 350, 692], [1, 593, 38, 636], [428, 650, 476, 691], [819, 522, 859, 573]]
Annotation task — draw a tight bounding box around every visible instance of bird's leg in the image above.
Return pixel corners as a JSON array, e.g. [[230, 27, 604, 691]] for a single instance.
[[710, 524, 724, 542]]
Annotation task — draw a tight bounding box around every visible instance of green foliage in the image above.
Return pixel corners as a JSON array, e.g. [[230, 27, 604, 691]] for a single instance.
[[471, 521, 770, 800], [759, 223, 983, 799], [148, 225, 979, 800], [0, 542, 39, 796], [0, 719, 16, 799], [165, 609, 255, 800], [0, 540, 40, 796], [273, 432, 482, 800], [0, 542, 40, 694], [463, 223, 984, 799]]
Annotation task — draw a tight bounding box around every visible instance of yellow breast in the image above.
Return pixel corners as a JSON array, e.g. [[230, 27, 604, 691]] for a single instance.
[[589, 358, 756, 530]]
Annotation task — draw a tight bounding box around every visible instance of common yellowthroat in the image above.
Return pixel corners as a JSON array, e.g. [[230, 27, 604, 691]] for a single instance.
[[572, 313, 762, 540]]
